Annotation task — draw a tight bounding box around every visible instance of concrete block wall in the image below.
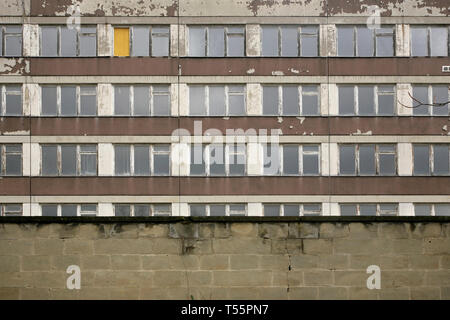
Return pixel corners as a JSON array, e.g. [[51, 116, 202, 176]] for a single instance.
[[0, 219, 449, 300]]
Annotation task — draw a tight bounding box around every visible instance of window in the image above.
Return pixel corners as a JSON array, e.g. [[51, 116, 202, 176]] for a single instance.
[[262, 85, 319, 116], [411, 26, 449, 57], [263, 144, 320, 176], [263, 204, 322, 216], [0, 204, 22, 216], [114, 85, 170, 116], [0, 144, 22, 176], [261, 25, 318, 57], [114, 144, 170, 176], [113, 26, 170, 57], [338, 85, 396, 116], [340, 204, 398, 216], [41, 204, 98, 216], [40, 25, 96, 57], [337, 25, 394, 57], [414, 204, 450, 216], [190, 144, 246, 176], [0, 85, 22, 116], [188, 26, 244, 57], [114, 204, 171, 216], [189, 204, 247, 216], [339, 144, 396, 176], [41, 85, 97, 116], [413, 144, 450, 176], [411, 85, 449, 116], [41, 144, 97, 176], [189, 85, 245, 116], [0, 25, 22, 56]]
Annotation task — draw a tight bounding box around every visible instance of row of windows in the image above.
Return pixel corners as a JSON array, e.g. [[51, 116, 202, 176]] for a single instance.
[[1, 24, 450, 57], [1, 84, 449, 117], [3, 203, 449, 216], [1, 143, 449, 177]]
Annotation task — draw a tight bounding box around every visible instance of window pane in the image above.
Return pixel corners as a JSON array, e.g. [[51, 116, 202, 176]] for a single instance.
[[42, 145, 58, 175], [282, 86, 299, 115], [281, 26, 298, 57], [189, 27, 205, 56], [376, 35, 394, 57], [115, 205, 130, 217], [153, 150, 170, 175], [208, 27, 225, 57], [412, 86, 429, 115], [210, 205, 226, 216], [302, 86, 318, 115], [41, 86, 57, 116], [4, 205, 22, 216], [284, 205, 299, 216], [4, 34, 22, 56], [229, 145, 245, 176], [132, 27, 149, 56], [41, 27, 58, 56], [229, 204, 246, 216], [411, 27, 428, 56], [209, 86, 226, 116], [415, 204, 431, 216], [190, 205, 206, 216], [378, 87, 395, 115], [5, 150, 21, 176], [358, 86, 375, 115], [115, 145, 131, 175], [190, 145, 205, 175], [134, 86, 150, 116], [339, 86, 355, 115], [80, 153, 96, 175], [134, 145, 150, 175], [114, 86, 131, 115], [209, 144, 225, 176], [5, 90, 21, 115], [134, 205, 150, 217], [61, 86, 77, 116], [262, 26, 278, 56], [379, 204, 397, 216], [435, 204, 450, 216], [413, 145, 430, 175], [283, 145, 299, 175], [153, 204, 171, 216], [42, 205, 58, 217], [303, 151, 319, 175], [80, 87, 96, 116], [61, 27, 77, 56], [153, 92, 170, 116], [432, 86, 449, 116], [339, 145, 356, 174], [263, 86, 279, 115], [189, 86, 206, 115], [359, 145, 376, 175], [430, 27, 448, 57], [340, 204, 357, 216], [337, 26, 354, 57], [264, 205, 280, 216], [433, 145, 449, 175], [356, 27, 373, 57], [79, 34, 96, 56], [300, 27, 318, 57], [152, 28, 169, 56], [227, 34, 244, 57], [303, 204, 321, 216], [379, 153, 396, 175], [61, 205, 77, 217], [263, 144, 280, 175], [61, 145, 76, 175], [360, 204, 377, 216]]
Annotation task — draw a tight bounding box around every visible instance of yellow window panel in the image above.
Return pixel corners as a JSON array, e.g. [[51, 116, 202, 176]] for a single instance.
[[114, 28, 130, 56]]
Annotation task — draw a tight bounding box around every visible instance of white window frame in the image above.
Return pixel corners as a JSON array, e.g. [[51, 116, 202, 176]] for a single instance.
[[40, 204, 98, 216], [113, 203, 172, 216], [1, 144, 22, 176], [339, 203, 399, 216], [40, 144, 98, 176], [263, 144, 321, 176], [414, 203, 450, 216], [189, 85, 246, 116], [114, 144, 171, 176], [0, 204, 22, 216], [125, 25, 170, 57], [263, 203, 322, 216], [188, 25, 245, 57], [412, 85, 450, 116], [0, 25, 22, 56], [41, 85, 97, 116], [262, 84, 320, 116], [39, 25, 97, 57], [339, 144, 397, 176], [413, 144, 450, 176], [337, 25, 395, 57], [261, 25, 319, 57], [191, 143, 247, 176], [0, 84, 22, 116], [113, 84, 171, 116], [189, 204, 248, 216], [338, 85, 397, 116], [410, 25, 450, 57]]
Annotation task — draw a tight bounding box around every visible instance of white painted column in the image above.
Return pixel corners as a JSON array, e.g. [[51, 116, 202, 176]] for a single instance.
[[246, 83, 262, 115], [319, 84, 329, 116], [321, 202, 331, 216], [98, 203, 114, 216], [399, 202, 414, 216], [329, 203, 340, 216], [22, 142, 31, 176], [329, 143, 339, 176], [320, 143, 330, 176], [327, 83, 339, 116], [320, 24, 337, 57], [247, 142, 263, 175], [397, 143, 413, 176], [23, 24, 39, 57], [30, 143, 40, 176], [171, 142, 189, 176], [97, 24, 113, 56], [248, 203, 263, 216], [172, 202, 188, 216], [23, 83, 40, 116], [397, 83, 413, 116], [98, 143, 114, 176], [246, 24, 261, 57], [178, 83, 189, 116], [98, 83, 113, 116], [396, 24, 410, 57], [170, 83, 179, 116], [29, 203, 41, 216]]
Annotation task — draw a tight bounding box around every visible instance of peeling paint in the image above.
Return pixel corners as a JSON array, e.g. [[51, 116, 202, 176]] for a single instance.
[[296, 117, 305, 124], [277, 117, 283, 123], [416, 0, 450, 15], [443, 125, 448, 132], [289, 68, 300, 74], [2, 130, 30, 135], [0, 58, 30, 75], [272, 71, 284, 76], [351, 129, 373, 136], [247, 68, 256, 74]]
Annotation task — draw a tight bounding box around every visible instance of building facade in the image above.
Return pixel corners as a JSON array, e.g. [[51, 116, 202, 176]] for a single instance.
[[0, 0, 449, 217]]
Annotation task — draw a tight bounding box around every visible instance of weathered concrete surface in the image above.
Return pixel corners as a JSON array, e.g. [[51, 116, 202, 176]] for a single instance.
[[0, 220, 448, 300], [0, 59, 30, 76]]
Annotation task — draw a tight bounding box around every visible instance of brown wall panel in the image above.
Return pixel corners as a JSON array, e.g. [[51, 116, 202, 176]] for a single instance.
[[28, 117, 450, 136], [28, 57, 450, 76], [0, 178, 30, 196], [0, 118, 30, 135], [26, 177, 450, 196]]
